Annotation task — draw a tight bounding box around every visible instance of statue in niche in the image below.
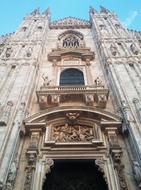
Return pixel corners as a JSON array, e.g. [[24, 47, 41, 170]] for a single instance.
[[115, 24, 125, 35], [26, 47, 32, 57], [132, 161, 141, 188], [99, 24, 108, 36], [110, 44, 118, 56], [130, 43, 139, 55], [53, 124, 94, 142], [94, 77, 103, 87], [5, 47, 12, 58], [5, 161, 17, 190], [42, 74, 51, 87]]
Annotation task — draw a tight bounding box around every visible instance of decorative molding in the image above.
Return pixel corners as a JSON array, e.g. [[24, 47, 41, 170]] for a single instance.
[[49, 17, 91, 29]]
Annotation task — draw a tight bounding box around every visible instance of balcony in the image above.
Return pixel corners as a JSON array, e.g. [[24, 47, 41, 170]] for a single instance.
[[36, 85, 109, 109]]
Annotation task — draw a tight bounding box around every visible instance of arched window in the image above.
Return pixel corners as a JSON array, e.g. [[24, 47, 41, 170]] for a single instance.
[[58, 30, 84, 49], [63, 35, 79, 48], [60, 68, 84, 86]]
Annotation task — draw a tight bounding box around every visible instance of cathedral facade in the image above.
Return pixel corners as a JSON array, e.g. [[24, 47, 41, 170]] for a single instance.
[[0, 6, 141, 190]]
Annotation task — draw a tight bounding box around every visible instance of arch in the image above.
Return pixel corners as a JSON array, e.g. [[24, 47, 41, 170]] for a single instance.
[[43, 160, 108, 190], [58, 30, 85, 49], [58, 30, 84, 40], [24, 106, 122, 124], [60, 68, 84, 86]]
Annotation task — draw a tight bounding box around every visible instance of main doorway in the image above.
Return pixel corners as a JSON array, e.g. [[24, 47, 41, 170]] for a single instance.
[[43, 160, 108, 190]]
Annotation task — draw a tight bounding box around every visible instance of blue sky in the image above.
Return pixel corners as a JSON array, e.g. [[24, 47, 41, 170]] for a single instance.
[[0, 0, 141, 35]]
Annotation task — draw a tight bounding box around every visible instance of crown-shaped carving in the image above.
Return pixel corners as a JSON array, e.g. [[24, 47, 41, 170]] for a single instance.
[[50, 17, 91, 29]]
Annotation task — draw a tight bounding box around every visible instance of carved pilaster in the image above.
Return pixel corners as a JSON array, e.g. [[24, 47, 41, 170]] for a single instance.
[[107, 130, 128, 190], [24, 132, 39, 190], [32, 156, 54, 190]]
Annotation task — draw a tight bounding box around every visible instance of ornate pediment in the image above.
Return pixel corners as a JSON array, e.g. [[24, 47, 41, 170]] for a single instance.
[[50, 17, 91, 29]]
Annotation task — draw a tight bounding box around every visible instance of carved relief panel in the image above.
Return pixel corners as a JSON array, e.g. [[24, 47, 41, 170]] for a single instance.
[[45, 121, 102, 144], [52, 124, 94, 142]]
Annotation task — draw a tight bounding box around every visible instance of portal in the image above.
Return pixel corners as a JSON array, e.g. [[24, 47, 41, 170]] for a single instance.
[[43, 160, 108, 190]]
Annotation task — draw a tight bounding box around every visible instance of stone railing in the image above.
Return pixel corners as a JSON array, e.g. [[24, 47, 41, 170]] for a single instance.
[[36, 85, 109, 109], [38, 85, 107, 95]]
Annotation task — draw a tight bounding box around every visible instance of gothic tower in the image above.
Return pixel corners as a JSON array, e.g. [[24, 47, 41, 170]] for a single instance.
[[0, 6, 141, 190]]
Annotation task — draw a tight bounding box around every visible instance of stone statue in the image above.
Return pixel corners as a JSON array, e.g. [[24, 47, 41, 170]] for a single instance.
[[99, 24, 108, 36], [130, 43, 139, 55], [42, 74, 51, 87], [94, 77, 103, 87], [26, 47, 32, 57], [5, 47, 12, 58], [7, 161, 17, 184], [132, 161, 141, 188], [110, 44, 118, 56]]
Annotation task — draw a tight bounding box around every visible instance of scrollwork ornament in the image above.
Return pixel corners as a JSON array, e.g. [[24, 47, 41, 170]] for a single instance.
[[46, 158, 54, 167], [95, 158, 107, 184], [95, 158, 105, 173]]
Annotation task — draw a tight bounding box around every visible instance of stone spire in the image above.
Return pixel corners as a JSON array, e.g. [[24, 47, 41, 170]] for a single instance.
[[43, 7, 51, 19], [100, 6, 110, 14], [89, 6, 97, 14], [30, 7, 40, 16]]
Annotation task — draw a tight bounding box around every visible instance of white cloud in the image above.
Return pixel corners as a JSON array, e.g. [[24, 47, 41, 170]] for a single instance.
[[123, 11, 139, 27]]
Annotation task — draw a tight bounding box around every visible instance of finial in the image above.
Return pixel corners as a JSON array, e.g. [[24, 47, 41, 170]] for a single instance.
[[30, 7, 40, 16], [100, 6, 110, 14], [89, 6, 97, 14], [43, 7, 51, 18]]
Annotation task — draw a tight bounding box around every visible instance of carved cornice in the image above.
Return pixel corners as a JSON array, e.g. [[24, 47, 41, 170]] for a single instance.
[[48, 48, 95, 62]]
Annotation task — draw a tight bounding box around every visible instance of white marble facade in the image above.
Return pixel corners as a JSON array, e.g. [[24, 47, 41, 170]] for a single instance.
[[0, 7, 141, 190]]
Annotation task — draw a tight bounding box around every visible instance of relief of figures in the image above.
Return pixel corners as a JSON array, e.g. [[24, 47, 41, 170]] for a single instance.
[[52, 124, 94, 142]]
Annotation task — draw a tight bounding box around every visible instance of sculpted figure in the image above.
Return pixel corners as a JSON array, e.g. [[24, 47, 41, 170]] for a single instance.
[[6, 47, 12, 58], [53, 124, 94, 142], [94, 77, 103, 87], [99, 24, 108, 36], [130, 43, 139, 55], [110, 44, 118, 56], [132, 161, 141, 188], [42, 74, 51, 87], [26, 47, 32, 57]]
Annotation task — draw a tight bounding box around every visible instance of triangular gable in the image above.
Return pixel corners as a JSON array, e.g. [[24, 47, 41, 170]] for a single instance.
[[50, 17, 91, 29]]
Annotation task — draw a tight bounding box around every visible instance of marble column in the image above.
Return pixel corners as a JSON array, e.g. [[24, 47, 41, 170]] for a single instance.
[[32, 157, 54, 190]]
